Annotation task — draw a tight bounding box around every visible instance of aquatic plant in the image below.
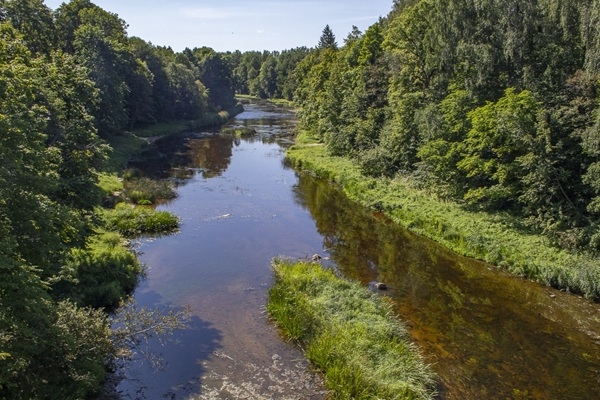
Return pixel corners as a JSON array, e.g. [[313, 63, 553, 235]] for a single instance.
[[123, 177, 177, 205]]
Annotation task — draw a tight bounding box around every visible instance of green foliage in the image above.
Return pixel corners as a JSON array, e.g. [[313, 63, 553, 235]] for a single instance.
[[0, 2, 235, 397], [102, 131, 147, 173], [123, 176, 176, 205], [268, 259, 436, 400], [318, 24, 338, 50], [290, 0, 600, 254], [187, 47, 236, 111], [103, 203, 179, 237], [458, 88, 540, 209], [0, 261, 113, 399], [131, 120, 189, 138], [54, 232, 141, 308], [0, 0, 56, 55], [97, 172, 123, 194]]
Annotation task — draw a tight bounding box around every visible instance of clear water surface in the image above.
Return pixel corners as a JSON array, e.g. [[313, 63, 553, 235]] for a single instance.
[[115, 101, 600, 400]]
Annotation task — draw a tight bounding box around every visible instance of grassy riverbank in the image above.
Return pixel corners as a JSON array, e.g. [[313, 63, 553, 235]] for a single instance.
[[267, 259, 436, 400], [286, 140, 600, 300]]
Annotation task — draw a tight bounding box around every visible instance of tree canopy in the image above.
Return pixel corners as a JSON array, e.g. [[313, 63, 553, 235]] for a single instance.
[[291, 0, 600, 254], [0, 1, 237, 398]]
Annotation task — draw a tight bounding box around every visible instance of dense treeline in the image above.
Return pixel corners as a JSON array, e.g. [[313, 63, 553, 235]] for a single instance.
[[221, 47, 313, 100], [0, 0, 237, 398], [292, 0, 600, 255]]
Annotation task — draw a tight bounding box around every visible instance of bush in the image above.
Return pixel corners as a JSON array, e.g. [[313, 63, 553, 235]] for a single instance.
[[54, 232, 142, 309]]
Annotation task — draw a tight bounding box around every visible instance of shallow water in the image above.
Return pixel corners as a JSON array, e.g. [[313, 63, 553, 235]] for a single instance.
[[116, 101, 600, 399]]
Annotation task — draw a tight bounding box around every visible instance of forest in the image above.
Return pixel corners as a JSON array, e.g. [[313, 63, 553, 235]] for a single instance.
[[287, 0, 600, 256], [3, 0, 600, 398], [0, 0, 239, 398]]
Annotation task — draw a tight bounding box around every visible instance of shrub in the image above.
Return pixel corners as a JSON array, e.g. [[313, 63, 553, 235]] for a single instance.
[[54, 232, 142, 309]]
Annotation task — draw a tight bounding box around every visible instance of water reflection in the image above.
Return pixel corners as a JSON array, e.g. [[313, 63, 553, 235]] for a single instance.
[[294, 173, 600, 400], [118, 101, 600, 399], [115, 102, 325, 399]]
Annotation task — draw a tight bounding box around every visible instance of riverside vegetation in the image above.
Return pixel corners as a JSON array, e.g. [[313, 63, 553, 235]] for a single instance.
[[0, 0, 241, 398], [221, 1, 600, 298], [5, 0, 600, 398], [286, 140, 600, 299], [249, 1, 600, 301], [267, 259, 436, 400]]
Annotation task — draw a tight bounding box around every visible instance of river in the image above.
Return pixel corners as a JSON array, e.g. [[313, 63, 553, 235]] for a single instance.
[[116, 101, 600, 399]]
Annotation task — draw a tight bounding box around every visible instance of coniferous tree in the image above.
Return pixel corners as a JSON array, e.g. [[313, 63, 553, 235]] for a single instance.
[[318, 24, 337, 49]]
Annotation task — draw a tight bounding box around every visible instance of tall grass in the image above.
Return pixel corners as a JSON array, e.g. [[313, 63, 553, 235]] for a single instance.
[[267, 259, 437, 400], [123, 176, 177, 205], [286, 141, 600, 299], [103, 203, 179, 237]]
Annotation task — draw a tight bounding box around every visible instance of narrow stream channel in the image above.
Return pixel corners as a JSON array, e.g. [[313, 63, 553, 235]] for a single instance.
[[116, 101, 600, 399]]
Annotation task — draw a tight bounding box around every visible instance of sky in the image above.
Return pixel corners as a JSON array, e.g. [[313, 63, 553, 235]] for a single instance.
[[43, 0, 394, 52]]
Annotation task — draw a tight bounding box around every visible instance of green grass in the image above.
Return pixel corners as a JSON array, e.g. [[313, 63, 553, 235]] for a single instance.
[[97, 173, 123, 194], [267, 259, 437, 400], [286, 140, 600, 299], [102, 203, 179, 237]]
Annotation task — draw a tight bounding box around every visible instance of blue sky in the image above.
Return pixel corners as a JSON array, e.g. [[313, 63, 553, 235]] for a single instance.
[[44, 0, 394, 52]]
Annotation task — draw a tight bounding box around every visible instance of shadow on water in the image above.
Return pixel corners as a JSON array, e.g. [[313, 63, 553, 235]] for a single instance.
[[109, 102, 326, 399], [112, 100, 600, 399], [293, 173, 600, 400], [111, 287, 223, 400]]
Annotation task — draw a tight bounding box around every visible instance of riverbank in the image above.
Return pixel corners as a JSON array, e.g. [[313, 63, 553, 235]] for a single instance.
[[103, 105, 245, 173], [267, 259, 437, 400], [286, 138, 600, 300]]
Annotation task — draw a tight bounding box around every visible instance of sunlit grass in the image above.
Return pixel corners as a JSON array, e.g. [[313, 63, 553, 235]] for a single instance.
[[286, 140, 600, 299], [267, 259, 437, 400], [97, 172, 123, 194], [102, 203, 179, 237]]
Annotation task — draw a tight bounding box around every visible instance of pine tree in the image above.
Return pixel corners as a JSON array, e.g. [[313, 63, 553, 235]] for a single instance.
[[318, 24, 337, 49]]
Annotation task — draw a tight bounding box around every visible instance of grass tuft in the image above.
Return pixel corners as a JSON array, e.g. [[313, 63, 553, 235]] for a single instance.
[[102, 203, 179, 237], [267, 259, 437, 400]]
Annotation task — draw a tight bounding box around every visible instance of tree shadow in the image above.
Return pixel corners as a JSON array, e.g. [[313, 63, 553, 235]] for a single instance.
[[100, 290, 223, 400]]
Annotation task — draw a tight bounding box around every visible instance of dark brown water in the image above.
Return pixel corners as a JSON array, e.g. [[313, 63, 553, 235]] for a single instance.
[[117, 101, 600, 399]]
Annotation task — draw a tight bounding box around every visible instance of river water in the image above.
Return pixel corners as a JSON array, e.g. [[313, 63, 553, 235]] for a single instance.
[[117, 101, 600, 399]]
